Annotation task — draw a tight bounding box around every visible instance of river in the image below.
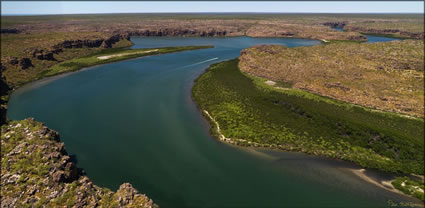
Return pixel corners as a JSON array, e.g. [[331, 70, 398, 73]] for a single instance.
[[8, 36, 414, 208]]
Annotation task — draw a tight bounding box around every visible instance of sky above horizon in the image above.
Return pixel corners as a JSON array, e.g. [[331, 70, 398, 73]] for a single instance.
[[1, 1, 424, 15]]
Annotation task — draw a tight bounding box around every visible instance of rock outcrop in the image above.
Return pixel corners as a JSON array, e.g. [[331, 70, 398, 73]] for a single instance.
[[322, 22, 347, 28], [25, 48, 56, 61], [18, 58, 33, 70], [1, 119, 158, 207], [50, 33, 130, 50]]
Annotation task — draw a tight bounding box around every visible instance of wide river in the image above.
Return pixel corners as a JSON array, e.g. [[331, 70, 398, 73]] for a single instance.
[[8, 36, 415, 208]]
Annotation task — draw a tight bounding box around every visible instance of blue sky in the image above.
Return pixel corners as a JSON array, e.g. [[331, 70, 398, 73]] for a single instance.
[[1, 1, 423, 15]]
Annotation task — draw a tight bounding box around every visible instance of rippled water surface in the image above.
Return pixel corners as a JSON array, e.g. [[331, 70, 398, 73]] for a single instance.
[[8, 36, 413, 208]]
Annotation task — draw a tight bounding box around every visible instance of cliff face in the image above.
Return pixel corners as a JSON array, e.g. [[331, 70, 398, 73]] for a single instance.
[[54, 33, 130, 49], [1, 119, 158, 207]]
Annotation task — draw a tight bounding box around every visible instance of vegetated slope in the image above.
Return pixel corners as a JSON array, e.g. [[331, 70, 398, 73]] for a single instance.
[[192, 59, 424, 175], [239, 40, 424, 118], [38, 45, 213, 78], [1, 119, 158, 207], [1, 32, 132, 88], [0, 32, 132, 125]]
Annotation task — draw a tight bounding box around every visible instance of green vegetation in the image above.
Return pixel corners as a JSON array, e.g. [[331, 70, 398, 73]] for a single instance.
[[392, 177, 424, 201], [192, 59, 424, 175], [38, 45, 213, 78]]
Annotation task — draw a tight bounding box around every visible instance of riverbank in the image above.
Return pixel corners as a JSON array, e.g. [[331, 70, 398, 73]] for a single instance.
[[1, 45, 212, 123], [1, 44, 212, 207], [204, 106, 423, 203], [192, 59, 424, 201], [37, 45, 213, 79]]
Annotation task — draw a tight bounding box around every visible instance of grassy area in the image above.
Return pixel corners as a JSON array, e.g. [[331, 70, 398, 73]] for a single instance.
[[392, 177, 424, 201], [239, 40, 424, 118], [38, 45, 213, 78], [192, 59, 424, 175]]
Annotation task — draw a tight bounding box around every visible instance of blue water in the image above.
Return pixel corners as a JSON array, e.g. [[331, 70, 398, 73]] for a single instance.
[[333, 27, 344, 32], [8, 36, 413, 208], [365, 35, 399, 43], [333, 26, 399, 43]]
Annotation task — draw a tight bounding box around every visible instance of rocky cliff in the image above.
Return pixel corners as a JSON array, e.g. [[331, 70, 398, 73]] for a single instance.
[[1, 119, 158, 208]]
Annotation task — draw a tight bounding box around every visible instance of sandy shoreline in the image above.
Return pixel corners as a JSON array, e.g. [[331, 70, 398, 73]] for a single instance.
[[348, 168, 424, 207], [202, 109, 424, 205], [349, 168, 402, 194], [97, 49, 159, 60]]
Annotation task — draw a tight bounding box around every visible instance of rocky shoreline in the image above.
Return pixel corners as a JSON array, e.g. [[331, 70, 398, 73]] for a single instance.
[[1, 118, 158, 207]]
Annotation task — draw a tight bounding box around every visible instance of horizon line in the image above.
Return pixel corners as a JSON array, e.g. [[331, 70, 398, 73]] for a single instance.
[[2, 12, 424, 16]]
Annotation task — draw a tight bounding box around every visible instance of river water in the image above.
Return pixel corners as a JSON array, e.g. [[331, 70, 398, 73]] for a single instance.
[[333, 26, 399, 43], [8, 36, 414, 208]]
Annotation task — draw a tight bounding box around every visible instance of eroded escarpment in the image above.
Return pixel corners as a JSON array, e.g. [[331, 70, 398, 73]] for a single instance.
[[239, 40, 425, 118], [1, 118, 158, 208]]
